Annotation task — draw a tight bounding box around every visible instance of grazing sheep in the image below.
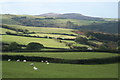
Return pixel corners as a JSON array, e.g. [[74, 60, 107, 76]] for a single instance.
[[33, 66, 38, 70], [45, 61, 48, 62], [30, 63, 34, 66], [47, 62, 49, 64], [41, 61, 44, 62], [23, 60, 27, 62], [17, 60, 20, 62], [8, 59, 11, 61]]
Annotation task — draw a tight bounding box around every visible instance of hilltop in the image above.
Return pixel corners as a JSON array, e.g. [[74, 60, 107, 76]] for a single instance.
[[39, 13, 105, 21]]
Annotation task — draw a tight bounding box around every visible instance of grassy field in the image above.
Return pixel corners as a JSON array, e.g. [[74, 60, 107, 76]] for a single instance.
[[30, 33, 76, 39], [2, 61, 118, 78], [2, 35, 69, 48], [2, 52, 119, 60], [0, 28, 16, 34], [3, 24, 76, 34]]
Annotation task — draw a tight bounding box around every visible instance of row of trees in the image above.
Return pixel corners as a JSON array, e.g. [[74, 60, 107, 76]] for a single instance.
[[2, 42, 44, 51], [74, 34, 118, 52], [2, 24, 34, 34], [85, 31, 118, 42]]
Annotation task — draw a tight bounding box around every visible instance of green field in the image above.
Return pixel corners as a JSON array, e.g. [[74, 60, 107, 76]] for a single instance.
[[2, 52, 119, 78], [0, 28, 16, 34], [3, 24, 76, 34], [30, 33, 76, 39], [2, 52, 119, 60], [2, 61, 118, 78], [2, 35, 69, 48], [1, 14, 119, 78]]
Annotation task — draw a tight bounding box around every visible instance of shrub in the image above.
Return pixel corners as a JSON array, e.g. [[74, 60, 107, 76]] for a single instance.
[[26, 42, 44, 50]]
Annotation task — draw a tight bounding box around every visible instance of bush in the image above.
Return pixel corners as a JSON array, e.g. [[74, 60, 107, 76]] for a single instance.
[[8, 42, 22, 51], [26, 42, 44, 50], [75, 37, 88, 44]]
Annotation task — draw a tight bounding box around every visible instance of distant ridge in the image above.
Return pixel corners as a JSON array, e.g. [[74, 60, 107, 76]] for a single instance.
[[39, 13, 105, 21]]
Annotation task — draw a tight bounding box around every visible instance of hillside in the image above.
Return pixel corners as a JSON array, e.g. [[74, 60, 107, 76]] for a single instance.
[[39, 13, 105, 21], [1, 14, 118, 34]]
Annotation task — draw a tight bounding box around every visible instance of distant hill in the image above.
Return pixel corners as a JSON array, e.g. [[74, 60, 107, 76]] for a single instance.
[[39, 13, 105, 21], [1, 14, 118, 34]]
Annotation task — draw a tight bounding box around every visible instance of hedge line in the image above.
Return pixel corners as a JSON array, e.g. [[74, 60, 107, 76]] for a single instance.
[[2, 55, 120, 65]]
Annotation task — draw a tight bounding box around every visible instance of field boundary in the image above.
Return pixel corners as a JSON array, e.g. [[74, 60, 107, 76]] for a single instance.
[[2, 55, 120, 65]]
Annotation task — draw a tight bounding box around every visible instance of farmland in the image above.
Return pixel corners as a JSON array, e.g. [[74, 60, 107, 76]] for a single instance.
[[1, 14, 119, 78], [2, 35, 69, 48], [2, 61, 118, 78], [2, 52, 119, 60]]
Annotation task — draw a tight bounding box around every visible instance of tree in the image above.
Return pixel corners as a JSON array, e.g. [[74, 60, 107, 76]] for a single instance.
[[8, 42, 21, 51], [26, 42, 44, 50], [75, 37, 88, 44], [66, 21, 74, 28]]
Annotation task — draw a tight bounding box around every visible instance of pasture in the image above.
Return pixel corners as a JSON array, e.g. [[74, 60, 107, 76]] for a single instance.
[[3, 24, 76, 34], [0, 28, 16, 34], [2, 52, 119, 60], [30, 33, 76, 39], [2, 35, 69, 48], [2, 61, 118, 78]]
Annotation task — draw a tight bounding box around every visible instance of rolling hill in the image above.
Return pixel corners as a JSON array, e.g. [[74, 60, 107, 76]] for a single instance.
[[39, 13, 105, 21], [1, 13, 118, 34]]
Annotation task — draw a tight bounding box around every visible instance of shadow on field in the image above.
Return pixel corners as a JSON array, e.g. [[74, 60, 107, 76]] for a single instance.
[[2, 55, 120, 65]]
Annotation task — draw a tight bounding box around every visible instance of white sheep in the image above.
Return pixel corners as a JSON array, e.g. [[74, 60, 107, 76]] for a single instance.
[[23, 60, 27, 62], [17, 59, 20, 62], [45, 61, 48, 62], [8, 59, 11, 61], [30, 63, 34, 66], [33, 66, 38, 70], [41, 61, 44, 62], [47, 62, 49, 64]]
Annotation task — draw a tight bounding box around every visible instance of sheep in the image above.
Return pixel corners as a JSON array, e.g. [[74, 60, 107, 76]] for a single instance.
[[30, 63, 34, 66], [8, 59, 11, 61], [47, 62, 49, 64], [23, 60, 27, 63], [33, 66, 38, 70], [45, 61, 48, 62], [41, 61, 44, 62], [17, 60, 20, 62]]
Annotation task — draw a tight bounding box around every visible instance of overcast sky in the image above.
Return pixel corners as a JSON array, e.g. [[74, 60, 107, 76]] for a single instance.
[[0, 0, 119, 18]]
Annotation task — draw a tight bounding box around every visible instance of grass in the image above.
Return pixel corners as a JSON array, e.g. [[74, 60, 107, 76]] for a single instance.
[[0, 28, 16, 34], [72, 43, 90, 48], [2, 35, 69, 48], [30, 33, 76, 39], [1, 14, 107, 28], [2, 52, 119, 60], [2, 61, 118, 78], [2, 24, 76, 34]]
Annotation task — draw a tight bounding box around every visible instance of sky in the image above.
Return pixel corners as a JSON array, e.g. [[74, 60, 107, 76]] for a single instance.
[[0, 0, 119, 18]]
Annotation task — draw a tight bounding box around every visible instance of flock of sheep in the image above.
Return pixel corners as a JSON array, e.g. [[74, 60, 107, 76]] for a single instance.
[[8, 59, 50, 70]]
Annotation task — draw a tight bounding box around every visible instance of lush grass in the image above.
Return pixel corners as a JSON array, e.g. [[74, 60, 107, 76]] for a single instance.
[[3, 24, 76, 34], [0, 28, 16, 34], [1, 14, 21, 25], [2, 52, 119, 60], [2, 61, 118, 78], [30, 33, 76, 39], [2, 35, 69, 48]]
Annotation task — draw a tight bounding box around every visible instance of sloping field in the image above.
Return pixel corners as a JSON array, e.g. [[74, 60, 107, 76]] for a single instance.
[[2, 35, 69, 48], [5, 25, 76, 34], [30, 33, 76, 39], [0, 28, 16, 34]]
